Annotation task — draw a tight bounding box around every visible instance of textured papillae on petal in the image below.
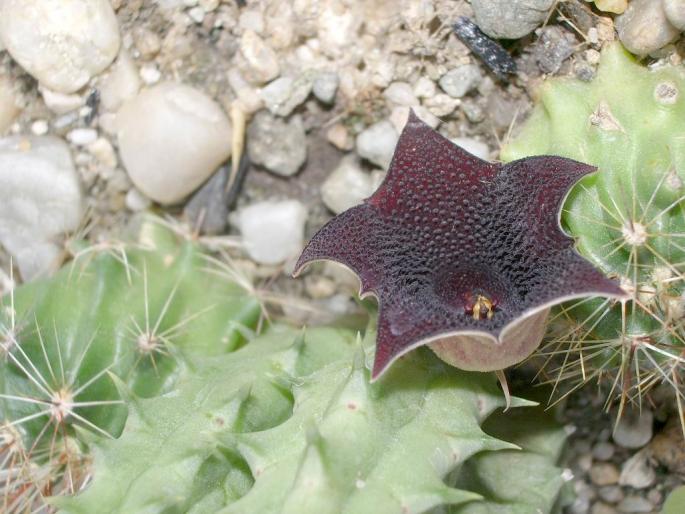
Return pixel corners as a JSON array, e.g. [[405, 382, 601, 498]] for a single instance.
[[295, 111, 627, 380]]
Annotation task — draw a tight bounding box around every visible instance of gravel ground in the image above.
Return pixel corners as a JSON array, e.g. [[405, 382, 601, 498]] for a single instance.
[[0, 1, 683, 512]]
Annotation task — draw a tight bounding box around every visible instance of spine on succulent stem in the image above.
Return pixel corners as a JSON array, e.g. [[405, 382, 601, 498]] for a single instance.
[[0, 215, 264, 511], [502, 42, 685, 427]]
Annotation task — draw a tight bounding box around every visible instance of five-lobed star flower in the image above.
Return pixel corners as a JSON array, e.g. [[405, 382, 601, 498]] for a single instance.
[[294, 111, 626, 380]]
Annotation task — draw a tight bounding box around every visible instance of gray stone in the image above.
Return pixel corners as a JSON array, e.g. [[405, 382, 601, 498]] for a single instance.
[[439, 65, 482, 98], [247, 111, 307, 176], [598, 486, 624, 504], [664, 0, 685, 30], [0, 136, 83, 279], [616, 0, 680, 56], [535, 26, 575, 74], [616, 495, 653, 513], [312, 71, 339, 104], [613, 408, 653, 449], [472, 0, 555, 39], [589, 463, 620, 486], [592, 442, 616, 461], [619, 449, 656, 489], [239, 30, 280, 84], [260, 73, 313, 116], [355, 120, 399, 170]]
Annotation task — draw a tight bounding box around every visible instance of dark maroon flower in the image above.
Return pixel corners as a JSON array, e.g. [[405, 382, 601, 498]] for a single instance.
[[294, 111, 625, 380]]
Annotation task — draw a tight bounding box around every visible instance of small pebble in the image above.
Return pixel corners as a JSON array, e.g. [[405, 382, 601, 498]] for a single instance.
[[67, 128, 98, 146], [616, 495, 653, 513], [598, 486, 624, 504], [187, 6, 205, 23], [451, 137, 490, 160], [30, 120, 49, 136], [414, 77, 436, 99], [40, 88, 84, 115], [247, 111, 307, 177], [140, 65, 162, 85], [594, 0, 627, 14], [591, 502, 617, 514], [471, 0, 555, 39], [125, 188, 152, 212], [87, 137, 117, 168], [439, 65, 482, 98], [238, 200, 307, 265], [312, 71, 339, 104], [423, 94, 460, 117], [133, 27, 161, 59], [593, 442, 616, 461], [260, 73, 313, 117], [239, 10, 265, 34], [239, 30, 280, 84], [326, 123, 353, 151], [98, 50, 141, 112], [383, 82, 418, 106], [619, 449, 656, 489], [321, 156, 376, 214], [589, 463, 620, 486], [664, 0, 685, 30], [616, 0, 680, 56], [117, 82, 232, 205], [534, 26, 574, 74], [452, 17, 517, 80], [613, 408, 653, 449], [356, 120, 399, 170], [0, 0, 120, 93]]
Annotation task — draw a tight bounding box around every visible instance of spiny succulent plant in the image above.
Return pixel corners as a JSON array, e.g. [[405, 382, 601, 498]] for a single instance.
[[54, 325, 569, 514], [501, 42, 685, 421], [295, 111, 623, 387], [0, 216, 570, 513], [0, 217, 263, 511]]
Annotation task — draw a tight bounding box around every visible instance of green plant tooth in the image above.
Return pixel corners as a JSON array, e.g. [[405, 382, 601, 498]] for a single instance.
[[502, 42, 685, 415]]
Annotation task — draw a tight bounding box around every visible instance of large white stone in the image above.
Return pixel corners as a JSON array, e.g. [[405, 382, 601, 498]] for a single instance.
[[117, 82, 233, 205], [238, 200, 307, 265], [0, 136, 83, 279], [0, 0, 121, 93], [321, 157, 376, 214]]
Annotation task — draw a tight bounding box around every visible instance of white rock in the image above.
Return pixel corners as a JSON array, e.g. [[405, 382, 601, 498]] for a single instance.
[[239, 10, 265, 34], [423, 93, 460, 117], [0, 76, 20, 134], [312, 71, 339, 104], [125, 187, 151, 211], [390, 106, 439, 133], [451, 137, 490, 160], [414, 76, 437, 99], [140, 65, 162, 85], [619, 449, 656, 489], [0, 0, 121, 93], [87, 137, 117, 168], [227, 69, 264, 114], [0, 136, 83, 279], [30, 120, 49, 136], [616, 0, 680, 56], [117, 82, 232, 205], [238, 200, 307, 265], [356, 120, 399, 169], [99, 50, 141, 112], [321, 157, 375, 214], [439, 65, 482, 98], [40, 88, 84, 115], [66, 128, 98, 146], [187, 6, 205, 23], [317, 2, 361, 58], [239, 30, 280, 84], [383, 81, 419, 106], [260, 73, 313, 117]]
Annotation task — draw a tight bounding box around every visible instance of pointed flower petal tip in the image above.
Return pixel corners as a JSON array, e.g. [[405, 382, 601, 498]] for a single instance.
[[296, 114, 625, 377]]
